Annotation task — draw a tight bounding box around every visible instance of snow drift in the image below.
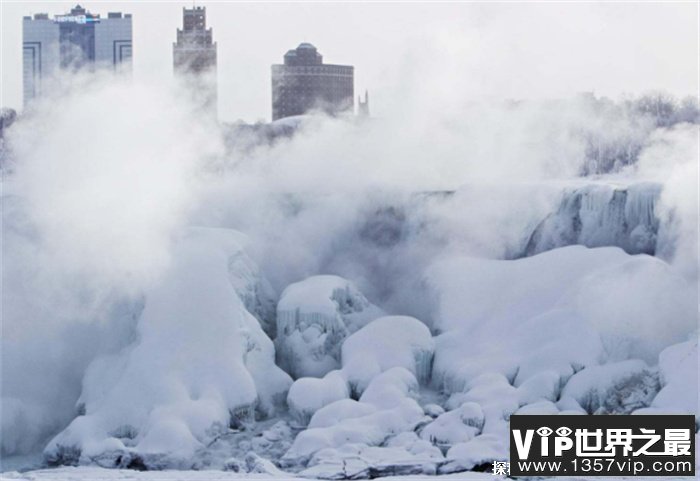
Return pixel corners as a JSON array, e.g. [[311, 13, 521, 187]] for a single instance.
[[428, 245, 696, 393]]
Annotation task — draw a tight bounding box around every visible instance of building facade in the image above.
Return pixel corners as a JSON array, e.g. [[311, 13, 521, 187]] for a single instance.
[[173, 6, 217, 117], [22, 5, 132, 106], [271, 43, 354, 121]]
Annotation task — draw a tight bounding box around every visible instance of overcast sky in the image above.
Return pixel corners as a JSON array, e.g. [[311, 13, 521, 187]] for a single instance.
[[1, 1, 698, 122]]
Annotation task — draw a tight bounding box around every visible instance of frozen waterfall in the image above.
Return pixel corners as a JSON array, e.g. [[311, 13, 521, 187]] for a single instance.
[[523, 182, 661, 256]]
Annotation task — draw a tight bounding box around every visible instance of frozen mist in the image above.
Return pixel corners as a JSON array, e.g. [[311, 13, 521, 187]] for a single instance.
[[1, 60, 699, 480]]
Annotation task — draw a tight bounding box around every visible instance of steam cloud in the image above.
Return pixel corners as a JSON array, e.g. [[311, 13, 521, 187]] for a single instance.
[[1, 60, 697, 458]]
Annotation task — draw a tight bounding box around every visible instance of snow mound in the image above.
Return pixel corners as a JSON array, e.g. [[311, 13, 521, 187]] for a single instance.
[[427, 246, 695, 393], [342, 316, 434, 395], [43, 228, 292, 469], [276, 275, 384, 379], [561, 360, 659, 414], [287, 371, 350, 427]]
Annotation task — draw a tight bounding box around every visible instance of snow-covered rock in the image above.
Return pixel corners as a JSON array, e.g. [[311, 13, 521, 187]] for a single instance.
[[419, 402, 484, 446], [43, 228, 292, 469], [516, 370, 561, 405], [514, 400, 559, 415], [556, 396, 587, 413], [359, 368, 420, 409], [446, 374, 518, 423], [307, 399, 377, 429], [342, 316, 434, 395], [422, 404, 445, 418], [275, 275, 384, 379], [442, 433, 508, 473], [561, 360, 659, 414], [287, 371, 350, 427]]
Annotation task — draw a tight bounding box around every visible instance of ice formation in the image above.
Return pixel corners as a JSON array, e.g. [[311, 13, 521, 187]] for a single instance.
[[275, 275, 384, 379], [226, 250, 278, 339], [524, 182, 661, 256], [43, 228, 292, 469]]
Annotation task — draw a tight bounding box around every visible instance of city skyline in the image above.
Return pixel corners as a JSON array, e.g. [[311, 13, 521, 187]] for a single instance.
[[1, 2, 698, 122]]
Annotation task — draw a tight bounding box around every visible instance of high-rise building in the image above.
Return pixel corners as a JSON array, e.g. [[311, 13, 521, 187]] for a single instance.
[[22, 5, 132, 106], [271, 43, 354, 121], [173, 6, 217, 117]]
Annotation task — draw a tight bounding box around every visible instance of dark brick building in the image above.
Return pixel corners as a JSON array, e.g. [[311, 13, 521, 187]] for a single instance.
[[271, 43, 353, 121]]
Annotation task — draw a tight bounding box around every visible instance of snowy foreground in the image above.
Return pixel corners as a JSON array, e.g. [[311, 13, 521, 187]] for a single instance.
[[4, 466, 699, 481], [2, 468, 496, 480]]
